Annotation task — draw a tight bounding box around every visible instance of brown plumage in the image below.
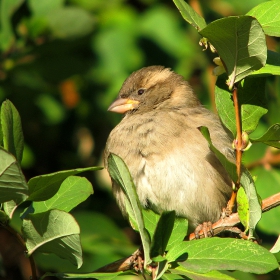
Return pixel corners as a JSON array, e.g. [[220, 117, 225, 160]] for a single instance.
[[105, 66, 234, 230]]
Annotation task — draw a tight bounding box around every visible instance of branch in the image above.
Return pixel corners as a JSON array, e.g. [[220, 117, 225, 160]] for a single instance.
[[246, 147, 280, 170], [227, 85, 243, 212], [95, 248, 141, 273], [189, 192, 280, 240]]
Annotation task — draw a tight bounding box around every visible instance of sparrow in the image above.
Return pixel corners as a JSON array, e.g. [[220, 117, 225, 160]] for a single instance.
[[105, 66, 234, 231]]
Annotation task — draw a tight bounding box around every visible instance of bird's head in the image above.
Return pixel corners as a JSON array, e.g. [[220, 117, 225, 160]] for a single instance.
[[108, 66, 200, 115]]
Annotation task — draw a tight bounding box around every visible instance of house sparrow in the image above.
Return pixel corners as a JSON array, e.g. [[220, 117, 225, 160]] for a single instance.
[[105, 66, 234, 231]]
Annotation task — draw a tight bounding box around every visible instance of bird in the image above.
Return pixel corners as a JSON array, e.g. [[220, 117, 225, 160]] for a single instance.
[[104, 65, 234, 232]]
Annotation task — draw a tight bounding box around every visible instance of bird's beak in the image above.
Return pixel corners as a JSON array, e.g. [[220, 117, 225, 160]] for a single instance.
[[107, 98, 139, 114]]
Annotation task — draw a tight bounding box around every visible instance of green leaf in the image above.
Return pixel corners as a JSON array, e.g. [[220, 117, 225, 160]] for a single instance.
[[167, 238, 278, 274], [172, 0, 206, 30], [270, 235, 280, 254], [0, 210, 9, 224], [143, 209, 188, 252], [45, 7, 95, 39], [0, 148, 28, 205], [250, 167, 280, 235], [166, 217, 188, 251], [200, 127, 261, 235], [142, 208, 160, 238], [28, 166, 102, 201], [150, 211, 175, 258], [28, 0, 64, 16], [107, 153, 151, 266], [250, 123, 280, 148], [200, 16, 267, 89], [40, 271, 124, 280], [199, 127, 237, 182], [156, 259, 169, 280], [3, 200, 18, 219], [240, 170, 262, 237], [32, 176, 93, 213], [215, 76, 267, 136], [237, 186, 249, 232], [1, 100, 24, 162], [252, 50, 280, 76], [247, 0, 280, 37], [22, 209, 82, 268], [161, 274, 185, 280], [0, 0, 24, 51], [171, 266, 236, 280], [166, 241, 187, 263]]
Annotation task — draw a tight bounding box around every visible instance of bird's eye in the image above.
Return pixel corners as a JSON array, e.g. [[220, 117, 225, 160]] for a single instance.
[[137, 89, 145, 95]]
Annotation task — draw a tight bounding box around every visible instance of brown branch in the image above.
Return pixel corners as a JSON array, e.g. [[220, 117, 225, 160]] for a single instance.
[[95, 248, 141, 273], [233, 85, 243, 185], [227, 85, 243, 212], [189, 192, 280, 240], [246, 147, 280, 170]]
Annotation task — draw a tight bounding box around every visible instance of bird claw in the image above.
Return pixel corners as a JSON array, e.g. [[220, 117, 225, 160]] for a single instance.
[[194, 221, 214, 239]]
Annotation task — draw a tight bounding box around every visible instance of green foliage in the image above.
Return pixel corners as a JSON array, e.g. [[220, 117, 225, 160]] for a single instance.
[[0, 100, 101, 275], [107, 153, 151, 267], [1, 0, 280, 279], [23, 209, 83, 268], [215, 76, 268, 136], [200, 16, 267, 89]]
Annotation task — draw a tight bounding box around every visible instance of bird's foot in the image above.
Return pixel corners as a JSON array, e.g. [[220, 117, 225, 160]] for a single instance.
[[133, 248, 144, 275], [223, 206, 233, 217], [194, 221, 214, 239]]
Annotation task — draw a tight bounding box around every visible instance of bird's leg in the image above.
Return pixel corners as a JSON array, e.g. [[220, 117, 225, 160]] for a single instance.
[[194, 221, 214, 239], [133, 247, 144, 275]]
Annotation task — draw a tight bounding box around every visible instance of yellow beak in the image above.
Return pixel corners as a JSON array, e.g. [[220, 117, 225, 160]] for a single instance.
[[107, 98, 139, 114]]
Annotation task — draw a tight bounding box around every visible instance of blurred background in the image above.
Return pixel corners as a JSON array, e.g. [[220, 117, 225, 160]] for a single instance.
[[1, 0, 280, 279]]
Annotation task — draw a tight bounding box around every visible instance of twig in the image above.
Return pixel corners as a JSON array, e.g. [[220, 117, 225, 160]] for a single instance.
[[95, 248, 141, 273], [189, 192, 280, 240], [227, 84, 242, 212], [246, 147, 280, 170]]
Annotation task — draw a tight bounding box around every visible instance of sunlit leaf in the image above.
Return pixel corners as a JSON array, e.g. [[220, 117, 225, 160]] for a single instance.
[[171, 266, 236, 280], [252, 51, 280, 76], [22, 209, 82, 268], [237, 184, 249, 232], [28, 166, 102, 201], [32, 176, 93, 213], [200, 16, 267, 89], [107, 153, 151, 266], [215, 75, 267, 136], [270, 235, 280, 253], [167, 238, 278, 274], [172, 0, 206, 30], [150, 211, 175, 258], [247, 0, 280, 37], [250, 124, 280, 148], [1, 100, 24, 162], [0, 148, 28, 205]]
